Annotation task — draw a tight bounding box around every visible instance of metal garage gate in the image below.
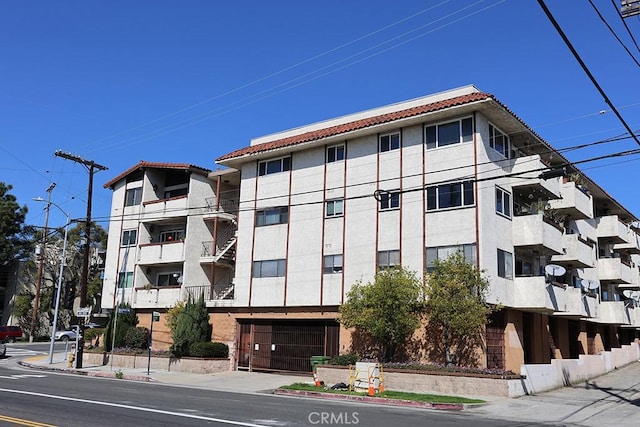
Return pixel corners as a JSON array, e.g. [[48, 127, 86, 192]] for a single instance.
[[237, 320, 339, 372]]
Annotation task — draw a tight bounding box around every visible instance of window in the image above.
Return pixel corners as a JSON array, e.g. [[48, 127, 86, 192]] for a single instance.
[[323, 254, 343, 274], [121, 229, 137, 246], [489, 124, 514, 158], [497, 249, 513, 279], [326, 199, 344, 217], [164, 184, 188, 199], [378, 250, 400, 269], [252, 259, 286, 278], [125, 187, 142, 206], [160, 229, 185, 242], [256, 207, 288, 226], [117, 272, 133, 289], [327, 144, 345, 163], [425, 117, 473, 149], [258, 156, 291, 176], [426, 244, 477, 273], [379, 132, 400, 152], [496, 187, 511, 218], [379, 191, 400, 210], [426, 181, 474, 211], [157, 272, 181, 286]]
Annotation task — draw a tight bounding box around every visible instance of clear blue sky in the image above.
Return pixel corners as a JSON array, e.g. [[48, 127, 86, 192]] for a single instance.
[[2, 0, 640, 230]]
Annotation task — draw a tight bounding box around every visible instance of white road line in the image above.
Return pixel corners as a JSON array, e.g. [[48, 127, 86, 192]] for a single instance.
[[0, 388, 270, 427]]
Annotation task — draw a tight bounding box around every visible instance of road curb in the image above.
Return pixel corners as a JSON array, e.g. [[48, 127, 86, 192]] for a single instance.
[[18, 361, 154, 382], [273, 389, 464, 410]]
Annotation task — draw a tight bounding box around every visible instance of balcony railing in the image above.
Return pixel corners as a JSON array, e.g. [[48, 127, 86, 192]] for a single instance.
[[547, 181, 593, 220], [183, 279, 235, 302], [140, 195, 189, 223], [598, 301, 631, 325], [551, 233, 594, 268], [597, 257, 632, 284], [512, 213, 564, 255], [203, 196, 239, 221], [137, 241, 185, 265], [595, 215, 628, 244], [513, 275, 566, 313]]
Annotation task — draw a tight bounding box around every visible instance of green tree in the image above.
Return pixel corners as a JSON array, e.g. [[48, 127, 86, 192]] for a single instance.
[[104, 303, 138, 351], [425, 251, 494, 367], [0, 182, 29, 267], [171, 293, 210, 357], [339, 267, 424, 362]]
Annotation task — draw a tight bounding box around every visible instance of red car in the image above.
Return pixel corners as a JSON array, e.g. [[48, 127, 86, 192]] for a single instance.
[[0, 325, 23, 343]]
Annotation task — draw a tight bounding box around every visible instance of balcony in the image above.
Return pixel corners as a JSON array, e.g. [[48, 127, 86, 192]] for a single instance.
[[597, 258, 632, 284], [137, 241, 185, 265], [183, 281, 234, 303], [598, 301, 632, 325], [133, 286, 182, 307], [513, 276, 566, 313], [613, 229, 640, 254], [547, 181, 593, 220], [559, 287, 598, 318], [596, 215, 628, 244], [512, 214, 564, 255], [140, 196, 189, 224], [510, 156, 561, 199], [550, 233, 594, 268], [203, 196, 238, 222]]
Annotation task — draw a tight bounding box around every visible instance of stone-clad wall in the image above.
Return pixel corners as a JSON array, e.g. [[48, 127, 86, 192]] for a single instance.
[[83, 352, 231, 374]]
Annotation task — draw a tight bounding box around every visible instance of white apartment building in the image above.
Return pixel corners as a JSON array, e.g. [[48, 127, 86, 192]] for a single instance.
[[102, 85, 640, 374]]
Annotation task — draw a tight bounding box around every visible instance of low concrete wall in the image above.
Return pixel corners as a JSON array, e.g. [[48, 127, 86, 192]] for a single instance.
[[83, 352, 232, 374], [521, 342, 640, 394], [316, 365, 526, 398], [317, 342, 640, 398]]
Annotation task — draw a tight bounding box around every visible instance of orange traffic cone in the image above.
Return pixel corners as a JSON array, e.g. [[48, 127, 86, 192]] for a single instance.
[[313, 371, 321, 387], [367, 376, 375, 396]]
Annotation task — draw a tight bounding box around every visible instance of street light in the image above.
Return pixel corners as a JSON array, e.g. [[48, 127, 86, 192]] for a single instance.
[[33, 197, 71, 364]]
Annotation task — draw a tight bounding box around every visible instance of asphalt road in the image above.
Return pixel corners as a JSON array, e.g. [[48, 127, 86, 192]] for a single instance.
[[0, 343, 522, 427]]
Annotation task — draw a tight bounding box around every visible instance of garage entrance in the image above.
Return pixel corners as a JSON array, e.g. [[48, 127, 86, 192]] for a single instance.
[[237, 320, 339, 372]]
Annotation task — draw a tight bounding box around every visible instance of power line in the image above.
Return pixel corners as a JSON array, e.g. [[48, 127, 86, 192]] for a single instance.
[[79, 138, 640, 227], [86, 1, 507, 154], [611, 0, 640, 54], [587, 0, 640, 68], [537, 0, 640, 147]]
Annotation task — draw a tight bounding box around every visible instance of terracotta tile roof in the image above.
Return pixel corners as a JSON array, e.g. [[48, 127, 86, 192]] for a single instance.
[[217, 92, 498, 162], [103, 161, 211, 189]]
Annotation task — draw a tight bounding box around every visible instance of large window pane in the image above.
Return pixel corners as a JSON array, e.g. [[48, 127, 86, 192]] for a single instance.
[[437, 122, 460, 146]]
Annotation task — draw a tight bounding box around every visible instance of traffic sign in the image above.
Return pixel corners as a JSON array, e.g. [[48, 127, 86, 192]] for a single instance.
[[152, 311, 160, 322], [77, 307, 90, 316], [117, 308, 131, 314]]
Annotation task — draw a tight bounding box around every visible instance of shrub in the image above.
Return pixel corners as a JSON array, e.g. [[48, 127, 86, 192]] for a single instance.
[[330, 354, 358, 366], [188, 341, 228, 358], [171, 293, 210, 357], [123, 327, 150, 349]]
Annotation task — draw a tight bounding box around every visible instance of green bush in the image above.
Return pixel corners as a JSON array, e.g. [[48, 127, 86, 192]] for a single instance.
[[123, 327, 150, 349], [330, 354, 358, 366], [189, 341, 229, 358], [171, 293, 210, 357]]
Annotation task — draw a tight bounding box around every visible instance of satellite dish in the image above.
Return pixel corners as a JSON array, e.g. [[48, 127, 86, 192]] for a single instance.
[[623, 290, 634, 299], [581, 279, 599, 290], [545, 264, 566, 277]]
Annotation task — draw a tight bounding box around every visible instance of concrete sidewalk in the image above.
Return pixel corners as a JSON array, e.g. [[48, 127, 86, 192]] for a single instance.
[[19, 354, 312, 393], [18, 354, 640, 424]]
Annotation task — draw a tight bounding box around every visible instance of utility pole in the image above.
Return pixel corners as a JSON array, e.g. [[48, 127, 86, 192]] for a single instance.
[[30, 183, 56, 342], [54, 151, 108, 308]]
